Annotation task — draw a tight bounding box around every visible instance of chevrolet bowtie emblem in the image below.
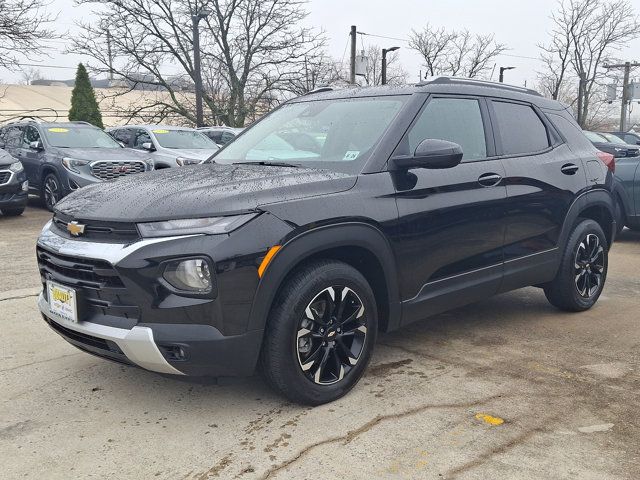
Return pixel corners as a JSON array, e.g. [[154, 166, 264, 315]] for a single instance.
[[67, 221, 86, 236]]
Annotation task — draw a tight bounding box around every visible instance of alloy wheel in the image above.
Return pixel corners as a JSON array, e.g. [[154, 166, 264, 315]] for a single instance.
[[574, 233, 605, 298], [296, 286, 367, 385], [44, 176, 60, 209]]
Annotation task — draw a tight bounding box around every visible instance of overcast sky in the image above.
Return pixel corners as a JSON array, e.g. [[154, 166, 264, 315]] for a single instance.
[[2, 0, 639, 89]]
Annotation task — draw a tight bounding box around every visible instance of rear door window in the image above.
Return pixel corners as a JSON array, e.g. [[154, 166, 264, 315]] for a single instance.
[[492, 101, 550, 155]]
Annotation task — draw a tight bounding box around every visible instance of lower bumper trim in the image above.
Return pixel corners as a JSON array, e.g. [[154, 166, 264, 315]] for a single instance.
[[38, 294, 184, 375]]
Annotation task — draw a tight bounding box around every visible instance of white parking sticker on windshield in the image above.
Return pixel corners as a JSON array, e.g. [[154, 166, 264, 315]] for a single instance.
[[343, 151, 360, 161]]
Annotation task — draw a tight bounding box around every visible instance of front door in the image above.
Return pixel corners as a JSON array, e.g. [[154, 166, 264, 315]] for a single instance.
[[389, 95, 508, 325], [18, 126, 45, 185]]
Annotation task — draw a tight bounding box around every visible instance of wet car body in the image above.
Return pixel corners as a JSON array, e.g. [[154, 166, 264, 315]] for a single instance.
[[0, 149, 28, 215], [37, 78, 615, 404]]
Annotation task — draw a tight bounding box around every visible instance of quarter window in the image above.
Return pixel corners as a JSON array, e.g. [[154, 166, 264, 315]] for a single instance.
[[492, 101, 550, 155], [407, 98, 487, 161]]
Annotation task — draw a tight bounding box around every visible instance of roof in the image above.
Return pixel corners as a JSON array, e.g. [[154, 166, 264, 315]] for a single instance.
[[108, 124, 197, 131], [293, 77, 564, 111]]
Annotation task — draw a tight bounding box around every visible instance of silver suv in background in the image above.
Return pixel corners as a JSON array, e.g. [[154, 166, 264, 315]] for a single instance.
[[108, 125, 219, 168], [0, 121, 154, 211]]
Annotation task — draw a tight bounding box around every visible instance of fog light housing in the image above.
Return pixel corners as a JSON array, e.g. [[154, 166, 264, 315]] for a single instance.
[[163, 258, 212, 293]]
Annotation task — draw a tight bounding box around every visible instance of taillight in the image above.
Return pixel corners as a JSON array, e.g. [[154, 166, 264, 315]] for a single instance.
[[596, 151, 615, 174]]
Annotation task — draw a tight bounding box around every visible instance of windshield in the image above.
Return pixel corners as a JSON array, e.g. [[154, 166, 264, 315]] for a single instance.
[[599, 132, 627, 145], [44, 126, 122, 148], [584, 131, 607, 143], [213, 96, 407, 172], [151, 129, 218, 149]]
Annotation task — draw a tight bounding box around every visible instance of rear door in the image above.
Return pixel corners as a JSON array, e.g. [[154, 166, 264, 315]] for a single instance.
[[390, 95, 508, 324], [491, 100, 586, 291]]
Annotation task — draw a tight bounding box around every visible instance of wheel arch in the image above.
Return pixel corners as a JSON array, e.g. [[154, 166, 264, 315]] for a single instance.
[[247, 222, 401, 335], [560, 189, 615, 249]]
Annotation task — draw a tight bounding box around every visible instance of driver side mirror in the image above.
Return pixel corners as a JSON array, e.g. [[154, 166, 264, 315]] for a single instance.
[[390, 139, 463, 170], [29, 140, 44, 151], [141, 142, 155, 152]]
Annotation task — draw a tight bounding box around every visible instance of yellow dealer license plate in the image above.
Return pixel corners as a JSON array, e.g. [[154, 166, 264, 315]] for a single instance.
[[47, 281, 78, 323]]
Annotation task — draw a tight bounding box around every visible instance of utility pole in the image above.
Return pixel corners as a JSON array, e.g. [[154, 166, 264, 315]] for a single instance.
[[604, 62, 640, 132], [350, 25, 357, 84], [106, 30, 114, 82], [576, 72, 586, 127], [192, 8, 211, 127]]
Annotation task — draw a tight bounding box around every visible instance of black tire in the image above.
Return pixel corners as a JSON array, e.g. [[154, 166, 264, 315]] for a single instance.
[[544, 219, 608, 312], [614, 197, 625, 237], [260, 260, 378, 405], [41, 172, 63, 212], [1, 206, 25, 216]]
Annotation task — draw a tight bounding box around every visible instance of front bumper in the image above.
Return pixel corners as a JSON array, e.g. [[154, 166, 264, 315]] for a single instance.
[[0, 169, 28, 208], [36, 219, 276, 377], [39, 294, 183, 375]]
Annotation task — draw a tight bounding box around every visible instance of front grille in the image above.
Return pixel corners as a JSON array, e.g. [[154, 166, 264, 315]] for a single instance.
[[37, 247, 124, 288], [38, 246, 140, 323], [0, 171, 11, 185], [52, 213, 139, 242], [90, 161, 146, 181], [47, 318, 124, 354]]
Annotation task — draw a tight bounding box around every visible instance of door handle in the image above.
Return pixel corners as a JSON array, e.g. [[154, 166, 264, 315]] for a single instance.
[[478, 173, 502, 187], [561, 163, 579, 175]]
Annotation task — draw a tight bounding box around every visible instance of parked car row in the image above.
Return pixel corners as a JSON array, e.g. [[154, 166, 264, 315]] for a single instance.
[[584, 129, 640, 234], [0, 120, 241, 213]]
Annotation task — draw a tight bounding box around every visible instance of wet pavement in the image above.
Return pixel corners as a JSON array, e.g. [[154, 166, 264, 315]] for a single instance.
[[1, 205, 639, 479]]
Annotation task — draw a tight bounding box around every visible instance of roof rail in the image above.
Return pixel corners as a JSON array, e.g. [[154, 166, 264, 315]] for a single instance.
[[69, 121, 93, 125], [304, 86, 334, 96], [418, 76, 542, 97]]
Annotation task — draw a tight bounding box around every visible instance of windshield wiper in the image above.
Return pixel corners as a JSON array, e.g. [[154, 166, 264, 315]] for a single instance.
[[232, 161, 301, 168]]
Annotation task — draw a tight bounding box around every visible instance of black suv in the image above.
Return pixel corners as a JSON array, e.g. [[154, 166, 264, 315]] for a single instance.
[[37, 78, 615, 405], [0, 121, 153, 211], [0, 149, 28, 216]]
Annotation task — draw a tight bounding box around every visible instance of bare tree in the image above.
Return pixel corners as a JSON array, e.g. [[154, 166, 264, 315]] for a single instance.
[[20, 67, 43, 85], [281, 54, 345, 96], [0, 0, 56, 69], [409, 25, 507, 79], [71, 0, 325, 127], [538, 0, 640, 126]]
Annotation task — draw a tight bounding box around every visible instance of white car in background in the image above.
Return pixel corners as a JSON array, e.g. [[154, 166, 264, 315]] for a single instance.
[[107, 125, 219, 168], [198, 126, 244, 147]]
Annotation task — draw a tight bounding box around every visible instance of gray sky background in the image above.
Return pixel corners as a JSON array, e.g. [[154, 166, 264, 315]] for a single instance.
[[2, 0, 639, 90]]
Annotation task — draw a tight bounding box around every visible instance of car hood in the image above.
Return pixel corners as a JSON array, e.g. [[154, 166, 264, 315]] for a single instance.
[[51, 147, 151, 162], [0, 149, 16, 167], [165, 148, 219, 160], [54, 163, 357, 222]]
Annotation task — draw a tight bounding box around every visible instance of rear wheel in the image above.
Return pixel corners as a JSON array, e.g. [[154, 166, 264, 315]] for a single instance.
[[41, 172, 63, 211], [544, 219, 608, 312], [260, 260, 377, 405]]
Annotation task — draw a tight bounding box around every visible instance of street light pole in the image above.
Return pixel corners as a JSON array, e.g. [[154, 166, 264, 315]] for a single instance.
[[192, 8, 210, 127], [499, 66, 515, 83], [381, 46, 399, 85]]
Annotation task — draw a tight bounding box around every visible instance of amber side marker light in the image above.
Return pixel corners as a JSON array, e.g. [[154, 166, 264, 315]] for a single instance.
[[258, 245, 281, 278]]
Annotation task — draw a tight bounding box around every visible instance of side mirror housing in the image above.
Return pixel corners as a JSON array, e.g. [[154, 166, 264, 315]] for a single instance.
[[390, 139, 463, 170], [141, 142, 155, 152], [29, 140, 44, 151]]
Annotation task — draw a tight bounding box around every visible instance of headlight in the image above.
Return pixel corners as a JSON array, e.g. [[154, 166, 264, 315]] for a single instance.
[[9, 161, 23, 173], [137, 213, 259, 237], [176, 157, 202, 166], [163, 258, 212, 292], [62, 157, 89, 173]]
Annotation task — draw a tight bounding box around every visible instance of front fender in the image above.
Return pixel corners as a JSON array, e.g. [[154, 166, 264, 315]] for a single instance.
[[246, 222, 401, 334]]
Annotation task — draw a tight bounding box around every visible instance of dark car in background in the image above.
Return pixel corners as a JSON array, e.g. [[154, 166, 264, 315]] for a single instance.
[[0, 150, 28, 216], [37, 78, 615, 405], [0, 121, 153, 211], [198, 126, 244, 147], [583, 131, 638, 158], [609, 131, 640, 146]]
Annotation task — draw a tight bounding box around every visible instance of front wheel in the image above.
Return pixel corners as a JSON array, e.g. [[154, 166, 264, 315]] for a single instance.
[[41, 172, 63, 212], [544, 219, 608, 312], [260, 260, 377, 405]]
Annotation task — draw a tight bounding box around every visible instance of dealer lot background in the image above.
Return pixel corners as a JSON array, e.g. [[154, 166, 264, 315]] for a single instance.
[[1, 207, 638, 479]]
